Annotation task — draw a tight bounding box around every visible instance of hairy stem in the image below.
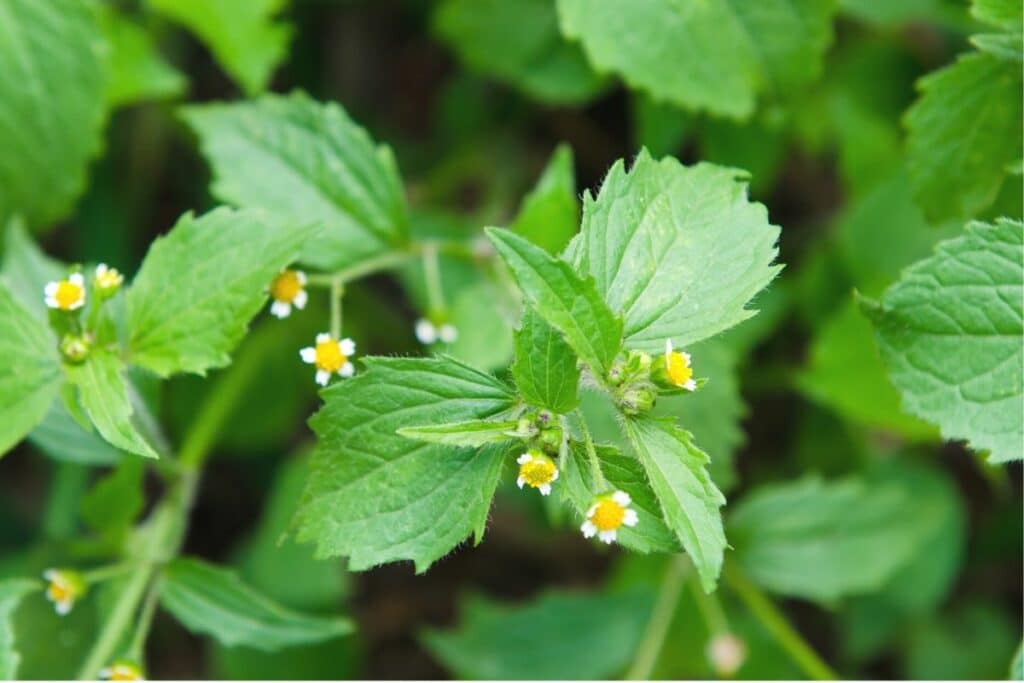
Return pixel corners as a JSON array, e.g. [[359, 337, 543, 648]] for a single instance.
[[626, 555, 690, 680], [723, 562, 839, 681], [329, 278, 344, 339], [573, 409, 607, 490]]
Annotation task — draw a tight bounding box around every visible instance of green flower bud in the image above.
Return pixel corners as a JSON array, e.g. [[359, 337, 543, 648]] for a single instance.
[[619, 387, 656, 415], [538, 425, 563, 453], [60, 334, 91, 363]]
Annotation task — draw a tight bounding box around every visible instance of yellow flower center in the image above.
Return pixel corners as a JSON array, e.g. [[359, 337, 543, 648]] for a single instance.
[[271, 270, 303, 303], [315, 339, 346, 372], [96, 270, 121, 289], [47, 581, 73, 604], [590, 499, 626, 532], [54, 281, 84, 310], [108, 664, 142, 681], [520, 456, 557, 487], [666, 351, 693, 387]]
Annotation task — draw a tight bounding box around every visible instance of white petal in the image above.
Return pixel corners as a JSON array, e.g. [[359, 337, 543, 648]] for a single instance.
[[43, 569, 56, 581], [339, 362, 355, 377], [623, 509, 639, 527], [339, 338, 356, 356], [439, 324, 458, 343], [315, 370, 330, 386], [551, 469, 559, 481], [517, 453, 532, 464], [95, 263, 108, 276], [296, 270, 308, 285], [517, 476, 525, 489], [316, 332, 331, 343], [300, 347, 317, 363], [581, 521, 597, 538], [98, 669, 111, 679], [44, 282, 58, 296], [69, 297, 85, 310], [270, 301, 291, 318], [599, 530, 617, 544], [68, 273, 84, 286], [682, 351, 692, 363], [293, 289, 308, 310], [539, 483, 551, 496], [56, 599, 72, 615], [415, 319, 437, 344], [586, 504, 598, 518], [665, 338, 673, 358], [684, 379, 697, 392], [612, 491, 632, 507]]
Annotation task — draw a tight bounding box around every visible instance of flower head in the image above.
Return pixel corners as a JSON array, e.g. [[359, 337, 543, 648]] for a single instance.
[[44, 273, 86, 311], [269, 270, 308, 319], [300, 333, 355, 386], [415, 319, 458, 345], [664, 339, 696, 391], [94, 264, 124, 294], [42, 569, 86, 615], [99, 660, 145, 681], [581, 491, 638, 544], [707, 633, 747, 677], [516, 450, 559, 495]]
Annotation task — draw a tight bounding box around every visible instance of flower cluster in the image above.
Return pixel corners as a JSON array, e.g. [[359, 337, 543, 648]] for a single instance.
[[415, 318, 458, 345], [44, 264, 124, 313]]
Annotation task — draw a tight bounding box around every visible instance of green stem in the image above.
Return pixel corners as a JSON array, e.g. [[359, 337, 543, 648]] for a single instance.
[[330, 278, 344, 339], [724, 563, 838, 681], [422, 242, 445, 314], [573, 409, 607, 490], [306, 249, 415, 288], [626, 555, 690, 680], [689, 571, 730, 636], [42, 463, 88, 540], [127, 576, 162, 662], [82, 563, 133, 584]]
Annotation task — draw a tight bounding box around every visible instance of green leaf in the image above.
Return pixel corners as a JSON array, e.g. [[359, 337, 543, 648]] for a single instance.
[[80, 457, 145, 536], [622, 417, 726, 591], [512, 306, 580, 413], [905, 602, 1018, 679], [729, 470, 959, 603], [160, 557, 352, 651], [397, 419, 519, 448], [631, 94, 692, 158], [434, 0, 605, 104], [27, 399, 120, 466], [147, 0, 292, 96], [64, 349, 160, 459], [864, 219, 1023, 463], [510, 144, 579, 255], [556, 0, 835, 118], [972, 0, 1022, 31], [421, 589, 654, 679], [99, 7, 186, 107], [182, 92, 409, 272], [0, 285, 61, 457], [0, 579, 38, 679], [293, 356, 517, 572], [486, 227, 623, 377], [1011, 640, 1023, 680], [0, 0, 107, 229], [1, 218, 66, 321], [446, 279, 516, 372], [905, 51, 1022, 221], [125, 207, 317, 377], [565, 151, 781, 352], [561, 440, 679, 553]]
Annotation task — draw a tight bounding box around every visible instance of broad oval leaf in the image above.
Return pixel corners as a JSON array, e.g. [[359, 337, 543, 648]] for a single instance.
[[0, 0, 108, 229], [486, 227, 623, 377], [160, 557, 352, 651], [863, 218, 1023, 463], [293, 356, 517, 572], [397, 419, 519, 448], [622, 417, 726, 591], [182, 92, 409, 272], [510, 144, 580, 255], [0, 579, 39, 679], [0, 285, 61, 457], [565, 151, 781, 353], [512, 307, 580, 414], [125, 207, 317, 377]]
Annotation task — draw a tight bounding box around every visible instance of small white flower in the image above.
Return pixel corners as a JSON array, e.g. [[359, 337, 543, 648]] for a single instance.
[[415, 319, 437, 344], [300, 333, 356, 386], [43, 568, 85, 615], [99, 660, 145, 681], [269, 270, 308, 319], [580, 490, 638, 544], [44, 273, 86, 311], [516, 450, 559, 496], [707, 633, 747, 677], [664, 339, 696, 391], [93, 263, 124, 292], [438, 323, 458, 343]]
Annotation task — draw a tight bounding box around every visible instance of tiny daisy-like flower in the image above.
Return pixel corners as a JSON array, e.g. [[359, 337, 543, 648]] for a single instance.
[[707, 633, 747, 677], [664, 339, 696, 391], [415, 319, 458, 345], [581, 491, 638, 544], [516, 450, 559, 495], [93, 264, 124, 293], [269, 270, 308, 319], [44, 273, 86, 311], [299, 333, 355, 386], [42, 569, 86, 615], [99, 660, 145, 681]]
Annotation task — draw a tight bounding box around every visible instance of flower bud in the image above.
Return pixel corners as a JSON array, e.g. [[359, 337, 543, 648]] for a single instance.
[[706, 633, 747, 678], [60, 334, 91, 363], [619, 387, 656, 414], [538, 425, 563, 453]]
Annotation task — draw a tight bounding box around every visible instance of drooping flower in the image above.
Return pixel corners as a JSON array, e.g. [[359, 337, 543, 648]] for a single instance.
[[299, 333, 355, 386], [414, 319, 458, 345], [43, 273, 86, 311], [99, 660, 145, 681], [94, 264, 124, 294], [581, 491, 638, 544], [664, 339, 696, 391], [269, 270, 308, 319], [42, 569, 86, 615], [516, 450, 559, 495]]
